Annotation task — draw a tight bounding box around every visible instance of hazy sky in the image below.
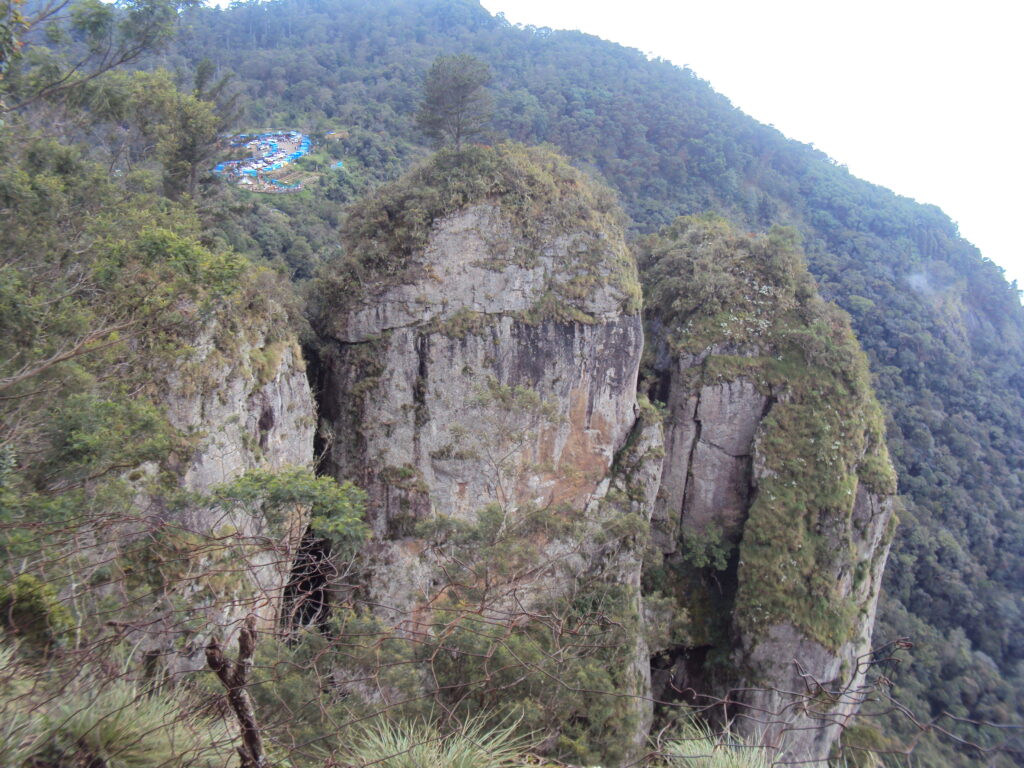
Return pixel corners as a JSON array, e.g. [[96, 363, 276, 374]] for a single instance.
[[479, 0, 1024, 288]]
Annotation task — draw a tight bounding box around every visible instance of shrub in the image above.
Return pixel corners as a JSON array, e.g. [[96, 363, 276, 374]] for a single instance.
[[0, 574, 74, 651], [37, 678, 234, 768], [655, 717, 773, 768], [0, 645, 234, 768], [345, 714, 533, 768]]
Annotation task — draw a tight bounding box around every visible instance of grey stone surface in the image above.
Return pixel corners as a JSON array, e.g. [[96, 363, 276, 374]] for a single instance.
[[334, 205, 629, 342], [318, 198, 656, 758], [143, 317, 315, 669], [321, 203, 644, 552], [653, 354, 767, 552], [649, 339, 896, 765]]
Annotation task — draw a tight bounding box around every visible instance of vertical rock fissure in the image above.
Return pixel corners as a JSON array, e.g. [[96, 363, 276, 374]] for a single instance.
[[678, 390, 702, 533], [731, 392, 777, 546], [720, 397, 774, 606], [304, 340, 331, 473], [280, 343, 336, 633], [280, 533, 333, 633], [652, 390, 732, 708], [412, 331, 429, 464]]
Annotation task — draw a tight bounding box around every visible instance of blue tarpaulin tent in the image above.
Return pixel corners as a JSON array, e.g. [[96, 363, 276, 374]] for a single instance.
[[213, 131, 313, 181]]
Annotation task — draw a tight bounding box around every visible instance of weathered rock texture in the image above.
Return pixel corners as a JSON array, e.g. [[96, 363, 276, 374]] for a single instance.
[[322, 203, 639, 541], [314, 145, 659, 765], [310, 160, 897, 765], [167, 335, 311, 495], [652, 357, 768, 555], [138, 297, 315, 667], [584, 410, 665, 758], [641, 217, 897, 764]]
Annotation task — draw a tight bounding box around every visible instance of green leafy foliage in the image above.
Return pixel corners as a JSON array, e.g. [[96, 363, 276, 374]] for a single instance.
[[679, 526, 731, 572], [0, 575, 74, 652], [38, 679, 233, 768], [0, 0, 26, 99], [0, 61, 367, 766], [0, 127, 256, 500], [210, 466, 367, 549], [2, 0, 182, 113], [40, 395, 178, 487]]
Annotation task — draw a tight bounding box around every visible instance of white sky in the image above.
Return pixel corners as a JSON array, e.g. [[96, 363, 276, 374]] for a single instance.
[[480, 0, 1024, 289]]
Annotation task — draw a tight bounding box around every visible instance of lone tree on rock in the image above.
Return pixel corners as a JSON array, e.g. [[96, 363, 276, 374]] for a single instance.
[[416, 54, 493, 150]]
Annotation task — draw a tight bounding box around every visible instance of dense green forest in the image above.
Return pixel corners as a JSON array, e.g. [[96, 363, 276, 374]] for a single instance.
[[2, 0, 1023, 765]]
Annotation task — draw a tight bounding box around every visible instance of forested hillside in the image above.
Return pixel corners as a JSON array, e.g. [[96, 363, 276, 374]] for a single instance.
[[166, 0, 1024, 762], [2, 0, 1022, 765]]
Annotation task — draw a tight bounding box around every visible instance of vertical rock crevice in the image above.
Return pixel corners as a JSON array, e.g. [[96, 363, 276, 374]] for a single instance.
[[280, 338, 375, 635], [639, 216, 897, 764], [678, 390, 701, 536]]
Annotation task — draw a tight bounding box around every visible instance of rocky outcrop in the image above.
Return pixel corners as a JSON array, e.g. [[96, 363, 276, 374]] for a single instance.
[[305, 164, 897, 765], [650, 347, 895, 762], [652, 352, 768, 554], [641, 216, 897, 764], [583, 408, 665, 758], [739, 485, 894, 761], [313, 144, 658, 765], [167, 335, 311, 494], [133, 296, 315, 668], [174, 323, 313, 613], [318, 202, 641, 527]]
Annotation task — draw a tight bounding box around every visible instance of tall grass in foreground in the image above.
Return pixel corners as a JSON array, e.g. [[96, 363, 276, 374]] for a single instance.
[[0, 645, 235, 768], [655, 718, 773, 767], [345, 714, 534, 768], [653, 720, 917, 768], [39, 678, 235, 768]]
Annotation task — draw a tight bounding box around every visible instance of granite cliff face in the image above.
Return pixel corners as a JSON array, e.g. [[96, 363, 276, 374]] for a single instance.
[[641, 217, 897, 763], [317, 201, 642, 536], [173, 305, 314, 616], [166, 328, 312, 496], [311, 144, 660, 762], [131, 290, 315, 668], [299, 151, 900, 765]]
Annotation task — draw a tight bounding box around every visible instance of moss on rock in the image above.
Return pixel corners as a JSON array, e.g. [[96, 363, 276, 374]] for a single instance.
[[641, 214, 897, 652], [312, 142, 641, 327]]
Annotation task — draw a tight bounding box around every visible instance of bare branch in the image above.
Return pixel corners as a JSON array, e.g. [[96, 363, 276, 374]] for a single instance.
[[206, 615, 266, 768]]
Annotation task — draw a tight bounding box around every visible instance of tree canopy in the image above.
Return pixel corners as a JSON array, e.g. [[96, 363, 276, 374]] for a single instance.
[[415, 53, 492, 150]]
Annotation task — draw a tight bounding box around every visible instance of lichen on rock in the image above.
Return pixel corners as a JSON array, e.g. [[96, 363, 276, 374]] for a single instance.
[[311, 142, 642, 340], [311, 143, 658, 765], [640, 214, 897, 763], [122, 270, 317, 670]]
